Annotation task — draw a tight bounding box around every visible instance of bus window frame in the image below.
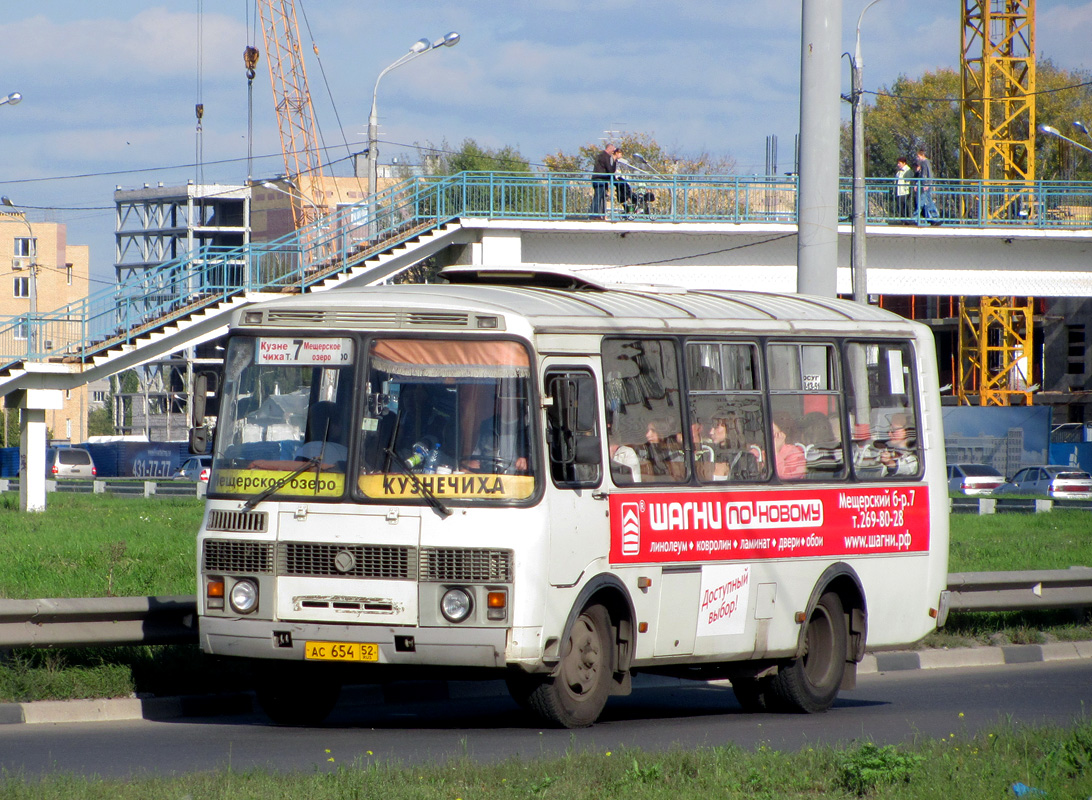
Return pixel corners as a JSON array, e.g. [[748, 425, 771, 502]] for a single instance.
[[684, 339, 770, 485], [352, 332, 545, 509], [842, 338, 923, 481], [545, 368, 603, 490], [206, 332, 360, 504], [602, 336, 688, 486]]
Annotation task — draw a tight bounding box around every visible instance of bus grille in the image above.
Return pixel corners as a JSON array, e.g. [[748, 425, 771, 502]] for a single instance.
[[203, 539, 275, 574], [279, 543, 413, 579], [419, 547, 513, 583], [206, 510, 268, 533]]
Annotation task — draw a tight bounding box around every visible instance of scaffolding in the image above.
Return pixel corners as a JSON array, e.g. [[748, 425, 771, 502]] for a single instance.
[[957, 296, 1036, 406], [958, 0, 1037, 405]]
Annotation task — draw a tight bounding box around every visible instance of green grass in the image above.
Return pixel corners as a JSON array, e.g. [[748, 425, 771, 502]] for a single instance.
[[947, 510, 1092, 572], [1, 720, 1090, 799], [0, 492, 203, 599]]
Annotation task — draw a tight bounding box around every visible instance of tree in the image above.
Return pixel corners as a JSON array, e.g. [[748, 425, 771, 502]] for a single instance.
[[411, 138, 531, 175], [543, 132, 736, 175], [844, 63, 1092, 181]]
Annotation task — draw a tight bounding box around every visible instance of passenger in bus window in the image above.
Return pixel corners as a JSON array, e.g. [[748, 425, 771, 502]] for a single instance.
[[605, 412, 641, 483], [795, 411, 843, 475], [772, 415, 806, 479], [850, 421, 885, 479], [879, 413, 919, 476], [641, 418, 683, 479], [466, 409, 529, 474]]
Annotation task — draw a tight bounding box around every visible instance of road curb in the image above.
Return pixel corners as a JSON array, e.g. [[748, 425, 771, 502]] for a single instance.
[[2, 641, 1089, 725]]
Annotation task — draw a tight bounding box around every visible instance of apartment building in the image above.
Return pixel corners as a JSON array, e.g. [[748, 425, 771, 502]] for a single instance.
[[0, 210, 92, 443]]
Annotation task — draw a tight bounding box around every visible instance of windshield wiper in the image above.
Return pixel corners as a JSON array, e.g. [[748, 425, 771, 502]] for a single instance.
[[241, 456, 321, 511], [384, 446, 452, 518]]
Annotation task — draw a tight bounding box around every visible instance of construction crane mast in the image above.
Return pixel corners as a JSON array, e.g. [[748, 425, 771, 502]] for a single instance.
[[254, 0, 328, 228], [958, 0, 1037, 406]]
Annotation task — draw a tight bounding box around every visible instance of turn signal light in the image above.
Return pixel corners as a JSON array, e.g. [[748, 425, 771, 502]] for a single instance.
[[486, 590, 507, 620], [207, 578, 225, 610]]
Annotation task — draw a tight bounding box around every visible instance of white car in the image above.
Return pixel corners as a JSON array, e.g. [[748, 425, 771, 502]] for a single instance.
[[947, 463, 1004, 495], [173, 456, 212, 482], [995, 465, 1092, 501]]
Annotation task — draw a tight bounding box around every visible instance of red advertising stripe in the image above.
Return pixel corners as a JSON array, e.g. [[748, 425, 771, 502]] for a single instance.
[[608, 486, 929, 564]]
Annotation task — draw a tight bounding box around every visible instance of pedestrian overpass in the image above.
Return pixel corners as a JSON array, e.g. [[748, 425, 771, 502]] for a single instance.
[[2, 170, 1090, 507]]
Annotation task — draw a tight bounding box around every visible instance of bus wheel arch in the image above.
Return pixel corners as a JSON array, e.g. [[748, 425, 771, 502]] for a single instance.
[[765, 563, 866, 714], [509, 574, 634, 728], [798, 562, 867, 666]]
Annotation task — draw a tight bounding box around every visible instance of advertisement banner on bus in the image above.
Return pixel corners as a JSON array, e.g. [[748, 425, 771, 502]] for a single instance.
[[610, 486, 929, 564]]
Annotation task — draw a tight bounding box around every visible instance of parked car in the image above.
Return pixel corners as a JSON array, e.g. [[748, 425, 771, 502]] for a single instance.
[[45, 447, 97, 480], [994, 465, 1092, 500], [947, 463, 1005, 495], [172, 455, 212, 482]]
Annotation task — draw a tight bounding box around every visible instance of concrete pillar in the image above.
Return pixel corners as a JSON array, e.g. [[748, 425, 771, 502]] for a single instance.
[[796, 0, 843, 297], [474, 230, 523, 266], [9, 388, 63, 512]]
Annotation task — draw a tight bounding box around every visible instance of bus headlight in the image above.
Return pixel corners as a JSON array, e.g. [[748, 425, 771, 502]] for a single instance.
[[229, 579, 259, 614], [440, 588, 473, 623]]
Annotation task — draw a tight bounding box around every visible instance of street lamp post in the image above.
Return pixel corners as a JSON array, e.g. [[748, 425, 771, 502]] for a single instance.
[[1, 197, 37, 357], [850, 0, 886, 305], [1039, 124, 1092, 156], [262, 179, 323, 216], [0, 91, 21, 108], [366, 32, 460, 202]]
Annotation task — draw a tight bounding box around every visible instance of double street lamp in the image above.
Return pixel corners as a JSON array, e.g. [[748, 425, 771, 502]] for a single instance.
[[366, 32, 460, 201], [1039, 123, 1092, 156]]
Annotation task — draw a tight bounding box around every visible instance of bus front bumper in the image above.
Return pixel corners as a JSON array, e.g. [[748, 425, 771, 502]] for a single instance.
[[199, 616, 508, 668]]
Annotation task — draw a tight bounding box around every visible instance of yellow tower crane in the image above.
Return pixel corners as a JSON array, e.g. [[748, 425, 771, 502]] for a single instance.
[[957, 0, 1037, 406], [253, 0, 328, 229]]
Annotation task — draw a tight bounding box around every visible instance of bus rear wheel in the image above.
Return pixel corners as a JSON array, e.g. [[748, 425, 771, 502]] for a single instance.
[[767, 591, 847, 714], [513, 604, 614, 728]]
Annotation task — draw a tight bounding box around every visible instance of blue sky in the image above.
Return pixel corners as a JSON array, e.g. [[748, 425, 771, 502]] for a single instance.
[[1, 1, 1090, 286]]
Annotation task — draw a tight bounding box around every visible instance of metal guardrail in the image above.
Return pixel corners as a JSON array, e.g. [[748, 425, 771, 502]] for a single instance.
[[947, 567, 1092, 612], [2, 170, 1092, 368], [950, 496, 1092, 514], [0, 478, 206, 498], [0, 569, 1089, 649], [0, 596, 196, 648]]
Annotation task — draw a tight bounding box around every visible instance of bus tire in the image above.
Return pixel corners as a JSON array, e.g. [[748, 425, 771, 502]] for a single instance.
[[731, 676, 773, 712], [254, 663, 341, 726], [767, 591, 846, 714], [518, 604, 614, 728]]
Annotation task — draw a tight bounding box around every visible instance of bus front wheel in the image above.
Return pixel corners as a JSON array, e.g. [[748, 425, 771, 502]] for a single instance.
[[512, 604, 614, 728], [767, 591, 847, 713]]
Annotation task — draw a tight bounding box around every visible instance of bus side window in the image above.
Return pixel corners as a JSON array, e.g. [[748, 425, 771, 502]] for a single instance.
[[767, 343, 847, 481], [545, 370, 601, 488], [844, 341, 921, 480], [602, 338, 686, 484]]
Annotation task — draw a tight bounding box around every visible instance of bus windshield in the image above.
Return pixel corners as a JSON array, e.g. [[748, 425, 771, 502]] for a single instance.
[[356, 337, 536, 503], [210, 335, 355, 500]]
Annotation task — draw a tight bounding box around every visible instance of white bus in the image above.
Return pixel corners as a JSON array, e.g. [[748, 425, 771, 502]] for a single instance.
[[196, 266, 950, 728]]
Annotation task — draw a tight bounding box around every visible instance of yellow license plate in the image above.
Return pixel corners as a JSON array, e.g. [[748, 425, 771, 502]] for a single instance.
[[304, 641, 379, 662]]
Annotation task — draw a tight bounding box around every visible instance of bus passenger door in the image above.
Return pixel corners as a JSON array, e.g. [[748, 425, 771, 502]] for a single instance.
[[542, 364, 607, 587]]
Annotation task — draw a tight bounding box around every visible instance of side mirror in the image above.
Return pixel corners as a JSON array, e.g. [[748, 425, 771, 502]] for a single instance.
[[189, 373, 211, 455]]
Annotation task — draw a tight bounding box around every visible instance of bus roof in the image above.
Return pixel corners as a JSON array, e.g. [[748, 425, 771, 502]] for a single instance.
[[234, 266, 921, 336]]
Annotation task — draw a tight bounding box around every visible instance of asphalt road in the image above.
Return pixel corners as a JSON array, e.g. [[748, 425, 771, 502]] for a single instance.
[[1, 660, 1090, 778]]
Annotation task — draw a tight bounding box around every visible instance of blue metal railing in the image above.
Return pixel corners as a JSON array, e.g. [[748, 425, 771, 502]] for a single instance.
[[1, 171, 1090, 370]]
